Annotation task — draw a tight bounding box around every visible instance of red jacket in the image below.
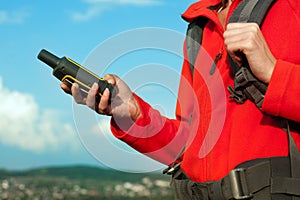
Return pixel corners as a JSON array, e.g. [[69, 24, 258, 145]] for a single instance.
[[111, 0, 300, 182]]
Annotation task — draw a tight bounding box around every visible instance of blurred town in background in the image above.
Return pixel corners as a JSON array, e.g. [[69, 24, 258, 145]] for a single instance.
[[0, 166, 174, 200]]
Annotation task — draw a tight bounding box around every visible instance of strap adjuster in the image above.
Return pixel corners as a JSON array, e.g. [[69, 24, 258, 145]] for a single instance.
[[234, 67, 256, 89], [229, 168, 253, 199], [227, 86, 247, 104]]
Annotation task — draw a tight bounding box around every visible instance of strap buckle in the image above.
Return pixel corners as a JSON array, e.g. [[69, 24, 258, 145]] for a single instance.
[[234, 67, 256, 89], [227, 86, 247, 104], [163, 162, 181, 175], [229, 168, 253, 199]]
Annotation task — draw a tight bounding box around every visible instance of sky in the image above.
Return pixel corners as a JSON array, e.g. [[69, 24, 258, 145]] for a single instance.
[[0, 0, 198, 172]]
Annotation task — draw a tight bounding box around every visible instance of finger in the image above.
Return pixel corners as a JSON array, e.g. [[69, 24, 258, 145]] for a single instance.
[[224, 26, 259, 64], [103, 74, 119, 100], [224, 35, 246, 64], [60, 83, 71, 94], [224, 23, 259, 42], [71, 83, 86, 104], [226, 22, 259, 31], [85, 83, 98, 110], [103, 74, 117, 85], [224, 30, 249, 43], [97, 88, 111, 115], [225, 30, 261, 58]]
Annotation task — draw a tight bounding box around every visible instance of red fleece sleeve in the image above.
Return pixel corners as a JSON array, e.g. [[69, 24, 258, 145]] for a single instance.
[[110, 93, 152, 143], [262, 59, 300, 122], [110, 93, 190, 165]]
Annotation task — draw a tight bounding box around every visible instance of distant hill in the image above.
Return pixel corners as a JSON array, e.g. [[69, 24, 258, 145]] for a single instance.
[[0, 166, 174, 200], [0, 165, 167, 182]]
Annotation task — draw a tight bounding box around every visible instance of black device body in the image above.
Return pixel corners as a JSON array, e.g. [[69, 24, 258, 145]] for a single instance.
[[37, 49, 116, 102]]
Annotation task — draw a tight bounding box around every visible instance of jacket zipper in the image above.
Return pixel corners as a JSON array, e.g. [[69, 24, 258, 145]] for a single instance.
[[210, 50, 223, 75]]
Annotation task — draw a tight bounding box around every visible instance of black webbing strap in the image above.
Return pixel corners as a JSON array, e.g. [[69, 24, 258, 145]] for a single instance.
[[270, 156, 293, 200], [171, 170, 193, 200], [220, 160, 271, 199], [171, 157, 300, 200], [186, 17, 208, 77], [272, 177, 300, 197], [221, 158, 300, 199], [287, 123, 300, 200], [248, 0, 277, 23], [228, 0, 260, 23], [228, 66, 267, 108], [288, 127, 300, 179]]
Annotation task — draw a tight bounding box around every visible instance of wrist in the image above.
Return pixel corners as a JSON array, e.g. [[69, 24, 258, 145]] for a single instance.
[[263, 58, 276, 83], [111, 96, 141, 131], [129, 95, 142, 122]]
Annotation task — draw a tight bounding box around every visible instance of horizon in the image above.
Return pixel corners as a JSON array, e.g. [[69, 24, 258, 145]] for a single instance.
[[0, 0, 197, 172]]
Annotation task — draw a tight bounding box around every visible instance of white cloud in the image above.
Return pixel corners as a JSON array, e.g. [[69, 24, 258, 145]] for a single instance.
[[71, 6, 108, 22], [0, 77, 80, 153], [70, 0, 163, 22], [0, 10, 30, 24]]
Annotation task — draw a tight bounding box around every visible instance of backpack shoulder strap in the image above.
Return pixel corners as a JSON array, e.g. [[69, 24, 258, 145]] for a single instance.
[[163, 17, 208, 174], [227, 0, 277, 109], [228, 0, 276, 24], [186, 17, 208, 77]]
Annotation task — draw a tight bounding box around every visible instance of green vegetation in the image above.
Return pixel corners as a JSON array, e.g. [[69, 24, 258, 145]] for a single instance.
[[0, 166, 174, 200]]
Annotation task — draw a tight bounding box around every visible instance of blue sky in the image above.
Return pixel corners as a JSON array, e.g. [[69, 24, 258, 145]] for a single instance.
[[0, 0, 197, 172]]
